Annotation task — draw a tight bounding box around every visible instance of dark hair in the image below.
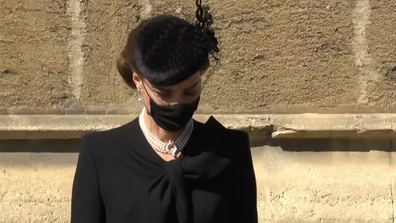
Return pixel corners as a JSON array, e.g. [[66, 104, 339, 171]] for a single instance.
[[117, 4, 219, 88]]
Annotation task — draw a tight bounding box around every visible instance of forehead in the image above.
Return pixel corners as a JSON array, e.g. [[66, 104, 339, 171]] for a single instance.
[[148, 72, 202, 90]]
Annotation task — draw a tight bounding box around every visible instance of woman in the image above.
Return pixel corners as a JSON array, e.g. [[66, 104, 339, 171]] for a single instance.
[[70, 2, 258, 223]]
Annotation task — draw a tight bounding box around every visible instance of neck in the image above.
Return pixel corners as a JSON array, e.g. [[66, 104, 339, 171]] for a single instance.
[[143, 108, 183, 142]]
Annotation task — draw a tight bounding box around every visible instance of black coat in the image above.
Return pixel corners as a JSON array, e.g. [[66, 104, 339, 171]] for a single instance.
[[71, 116, 258, 223]]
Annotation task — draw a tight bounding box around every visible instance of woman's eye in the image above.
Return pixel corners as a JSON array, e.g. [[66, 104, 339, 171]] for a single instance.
[[157, 92, 171, 98], [184, 91, 197, 96]]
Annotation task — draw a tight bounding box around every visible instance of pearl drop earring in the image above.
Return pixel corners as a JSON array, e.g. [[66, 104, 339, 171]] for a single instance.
[[137, 88, 142, 101]]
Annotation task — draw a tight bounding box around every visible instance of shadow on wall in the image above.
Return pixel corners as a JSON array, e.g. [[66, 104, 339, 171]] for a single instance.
[[0, 138, 395, 153], [0, 139, 80, 153], [262, 138, 395, 152]]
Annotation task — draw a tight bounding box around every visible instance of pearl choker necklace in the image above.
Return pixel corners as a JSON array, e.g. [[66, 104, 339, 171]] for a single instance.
[[138, 108, 194, 157]]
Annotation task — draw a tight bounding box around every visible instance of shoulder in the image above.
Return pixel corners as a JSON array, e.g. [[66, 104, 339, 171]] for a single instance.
[[204, 116, 249, 141], [79, 118, 139, 154], [81, 121, 130, 143], [203, 116, 250, 156]]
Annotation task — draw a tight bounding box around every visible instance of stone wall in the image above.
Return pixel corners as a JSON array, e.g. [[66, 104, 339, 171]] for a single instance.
[[1, 139, 395, 223], [1, 0, 396, 113], [1, 0, 396, 222]]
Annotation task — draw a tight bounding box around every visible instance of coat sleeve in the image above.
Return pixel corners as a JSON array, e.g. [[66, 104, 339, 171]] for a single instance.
[[71, 135, 106, 223], [229, 132, 258, 223]]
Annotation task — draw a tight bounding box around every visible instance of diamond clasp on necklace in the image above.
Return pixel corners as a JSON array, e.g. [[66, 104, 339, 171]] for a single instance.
[[165, 141, 178, 157]]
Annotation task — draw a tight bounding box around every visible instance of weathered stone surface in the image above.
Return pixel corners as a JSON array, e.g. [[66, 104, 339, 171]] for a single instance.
[[252, 146, 395, 223], [0, 153, 76, 223], [364, 0, 396, 106], [0, 0, 71, 108], [2, 114, 396, 140], [1, 0, 396, 112], [1, 141, 395, 223], [80, 0, 139, 106]]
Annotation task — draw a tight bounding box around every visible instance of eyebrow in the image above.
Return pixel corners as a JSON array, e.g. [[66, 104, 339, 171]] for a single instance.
[[153, 82, 200, 93]]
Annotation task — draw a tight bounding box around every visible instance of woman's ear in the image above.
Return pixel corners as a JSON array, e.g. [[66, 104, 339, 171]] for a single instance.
[[132, 72, 143, 91]]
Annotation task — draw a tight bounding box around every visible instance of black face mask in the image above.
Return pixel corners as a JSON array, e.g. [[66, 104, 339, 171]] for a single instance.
[[146, 94, 200, 132]]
